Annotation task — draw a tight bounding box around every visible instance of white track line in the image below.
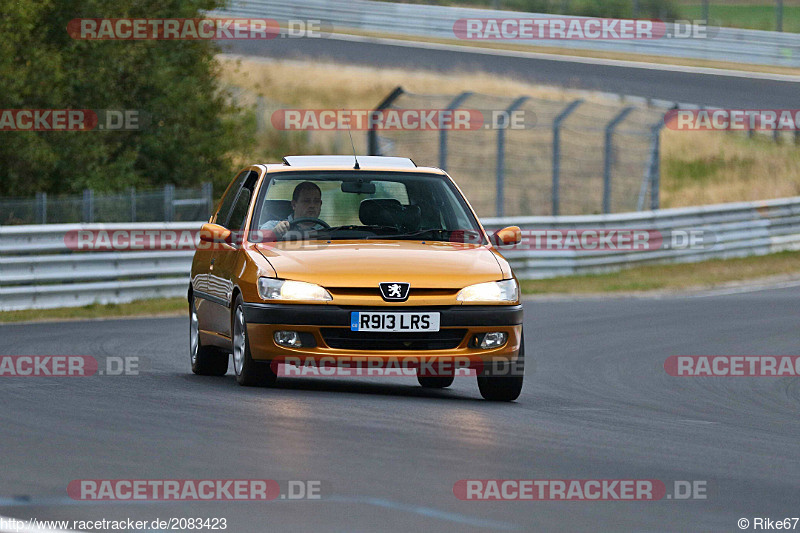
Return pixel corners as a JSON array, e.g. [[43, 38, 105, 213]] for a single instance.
[[323, 32, 800, 82]]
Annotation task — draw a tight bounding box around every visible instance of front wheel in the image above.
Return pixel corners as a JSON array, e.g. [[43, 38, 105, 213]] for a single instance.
[[190, 295, 229, 376], [477, 331, 524, 402], [232, 295, 277, 387]]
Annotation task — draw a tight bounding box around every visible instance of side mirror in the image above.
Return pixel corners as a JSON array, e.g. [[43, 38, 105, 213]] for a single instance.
[[493, 226, 522, 246], [199, 223, 231, 244]]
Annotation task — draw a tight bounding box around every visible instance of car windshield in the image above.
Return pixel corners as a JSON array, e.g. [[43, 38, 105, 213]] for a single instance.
[[250, 171, 486, 244]]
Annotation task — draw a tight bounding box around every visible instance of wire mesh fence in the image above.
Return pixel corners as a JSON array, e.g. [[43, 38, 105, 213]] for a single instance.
[[0, 184, 214, 225], [368, 87, 668, 217]]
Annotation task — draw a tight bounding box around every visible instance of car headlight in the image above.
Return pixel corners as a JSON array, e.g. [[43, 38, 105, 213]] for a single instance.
[[258, 277, 332, 302], [456, 279, 519, 303]]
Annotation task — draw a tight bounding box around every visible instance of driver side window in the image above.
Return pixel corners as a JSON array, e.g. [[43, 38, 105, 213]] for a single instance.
[[226, 189, 252, 231], [221, 171, 258, 231]]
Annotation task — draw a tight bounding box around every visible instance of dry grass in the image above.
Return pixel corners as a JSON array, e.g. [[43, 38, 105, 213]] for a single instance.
[[660, 130, 800, 207], [217, 54, 583, 109], [520, 250, 800, 294], [0, 298, 186, 324], [219, 55, 800, 209]]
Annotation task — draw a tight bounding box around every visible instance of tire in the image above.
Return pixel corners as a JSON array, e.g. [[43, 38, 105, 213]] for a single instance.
[[190, 295, 229, 376], [417, 374, 455, 388], [232, 294, 277, 387], [477, 330, 524, 402]]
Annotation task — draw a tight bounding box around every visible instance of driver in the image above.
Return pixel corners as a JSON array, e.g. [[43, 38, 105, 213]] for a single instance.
[[261, 181, 324, 238]]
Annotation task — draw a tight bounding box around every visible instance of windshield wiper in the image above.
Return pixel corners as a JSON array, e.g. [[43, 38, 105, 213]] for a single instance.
[[322, 224, 399, 233], [365, 228, 483, 241]]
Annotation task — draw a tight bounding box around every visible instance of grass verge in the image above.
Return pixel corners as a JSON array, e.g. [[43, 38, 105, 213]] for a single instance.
[[0, 298, 186, 324], [520, 250, 800, 294], [680, 3, 800, 33]]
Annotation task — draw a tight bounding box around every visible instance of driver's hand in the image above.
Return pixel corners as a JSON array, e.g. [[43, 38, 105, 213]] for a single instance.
[[274, 220, 290, 237]]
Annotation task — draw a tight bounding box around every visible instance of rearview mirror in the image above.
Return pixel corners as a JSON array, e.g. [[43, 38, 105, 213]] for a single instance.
[[493, 226, 522, 246], [341, 180, 376, 194], [199, 223, 231, 243]]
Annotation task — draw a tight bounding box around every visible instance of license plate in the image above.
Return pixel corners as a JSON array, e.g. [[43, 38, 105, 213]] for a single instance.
[[350, 312, 440, 332]]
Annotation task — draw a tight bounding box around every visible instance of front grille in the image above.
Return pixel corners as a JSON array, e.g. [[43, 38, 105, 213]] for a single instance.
[[327, 288, 459, 298], [320, 328, 467, 351]]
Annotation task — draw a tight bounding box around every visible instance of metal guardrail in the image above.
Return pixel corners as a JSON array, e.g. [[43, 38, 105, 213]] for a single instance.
[[483, 196, 800, 279], [0, 223, 197, 311], [213, 0, 800, 67], [2, 197, 800, 310]]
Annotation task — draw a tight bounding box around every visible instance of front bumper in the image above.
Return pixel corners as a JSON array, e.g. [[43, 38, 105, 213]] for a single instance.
[[242, 302, 523, 365]]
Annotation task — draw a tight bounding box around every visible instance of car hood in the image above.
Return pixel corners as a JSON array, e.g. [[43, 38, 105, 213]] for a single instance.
[[254, 240, 504, 288]]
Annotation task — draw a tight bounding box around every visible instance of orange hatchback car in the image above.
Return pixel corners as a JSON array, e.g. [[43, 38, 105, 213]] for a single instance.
[[189, 156, 524, 401]]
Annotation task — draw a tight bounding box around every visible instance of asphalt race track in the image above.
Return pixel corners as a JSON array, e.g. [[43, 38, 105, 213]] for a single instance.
[[1, 284, 799, 531], [223, 36, 800, 109]]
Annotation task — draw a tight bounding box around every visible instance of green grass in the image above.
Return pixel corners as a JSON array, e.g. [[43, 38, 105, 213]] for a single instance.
[[376, 0, 799, 32], [663, 155, 755, 192], [0, 298, 186, 324], [680, 4, 800, 32], [521, 250, 800, 294]]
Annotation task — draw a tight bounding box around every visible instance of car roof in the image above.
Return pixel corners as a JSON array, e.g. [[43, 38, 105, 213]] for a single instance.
[[258, 156, 447, 176], [282, 155, 417, 169]]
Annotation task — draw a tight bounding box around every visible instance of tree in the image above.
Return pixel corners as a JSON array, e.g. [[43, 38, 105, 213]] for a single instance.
[[0, 0, 243, 196]]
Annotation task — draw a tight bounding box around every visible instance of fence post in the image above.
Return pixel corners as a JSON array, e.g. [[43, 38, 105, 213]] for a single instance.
[[638, 119, 665, 211], [440, 92, 473, 171], [164, 184, 175, 222], [551, 99, 583, 216], [777, 0, 784, 32], [130, 187, 136, 222], [603, 106, 635, 214], [202, 182, 214, 219], [650, 124, 662, 211], [495, 96, 529, 217], [368, 86, 404, 155], [82, 189, 94, 223], [35, 192, 47, 224]]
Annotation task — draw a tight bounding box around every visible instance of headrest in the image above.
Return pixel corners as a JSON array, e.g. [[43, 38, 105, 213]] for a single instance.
[[359, 199, 420, 231], [260, 200, 292, 224]]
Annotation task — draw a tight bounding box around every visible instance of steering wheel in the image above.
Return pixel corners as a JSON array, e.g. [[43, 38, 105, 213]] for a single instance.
[[288, 217, 330, 230]]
